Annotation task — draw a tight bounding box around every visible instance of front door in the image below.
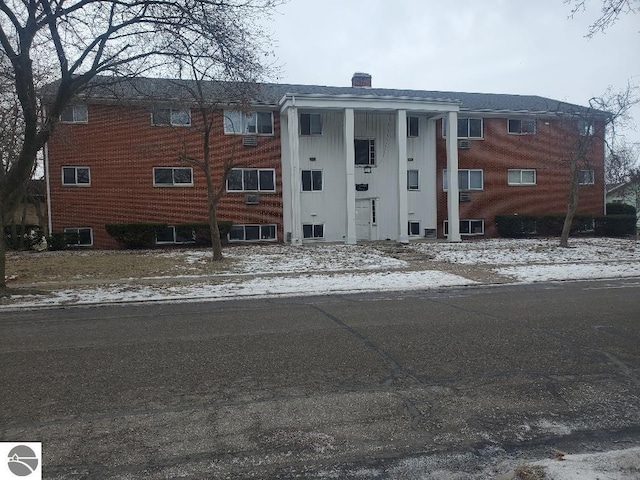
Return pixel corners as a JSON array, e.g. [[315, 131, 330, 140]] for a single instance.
[[355, 199, 371, 240]]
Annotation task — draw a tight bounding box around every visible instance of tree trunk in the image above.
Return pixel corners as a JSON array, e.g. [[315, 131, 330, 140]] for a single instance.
[[0, 213, 7, 290], [560, 157, 581, 248], [208, 199, 223, 261]]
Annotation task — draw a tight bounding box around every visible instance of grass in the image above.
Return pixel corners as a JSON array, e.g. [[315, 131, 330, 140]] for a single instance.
[[5, 248, 235, 285]]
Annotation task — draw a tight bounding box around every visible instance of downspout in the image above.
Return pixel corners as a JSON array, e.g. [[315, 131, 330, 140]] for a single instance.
[[44, 141, 52, 236]]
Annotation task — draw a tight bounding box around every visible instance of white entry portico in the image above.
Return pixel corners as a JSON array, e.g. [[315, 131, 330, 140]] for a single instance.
[[280, 93, 462, 244]]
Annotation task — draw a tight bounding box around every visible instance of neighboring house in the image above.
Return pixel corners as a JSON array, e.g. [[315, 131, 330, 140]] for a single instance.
[[12, 179, 46, 230], [44, 73, 607, 248], [607, 181, 640, 227]]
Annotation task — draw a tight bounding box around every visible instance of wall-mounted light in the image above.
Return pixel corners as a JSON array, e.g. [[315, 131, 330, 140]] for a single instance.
[[364, 166, 372, 174]]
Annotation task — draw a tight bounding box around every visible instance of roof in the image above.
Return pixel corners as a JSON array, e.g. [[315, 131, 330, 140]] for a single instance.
[[45, 76, 608, 117]]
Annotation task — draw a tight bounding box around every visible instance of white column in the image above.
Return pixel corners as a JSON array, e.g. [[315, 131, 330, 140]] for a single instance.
[[344, 108, 356, 244], [288, 107, 302, 245], [446, 110, 461, 242], [397, 109, 409, 243], [425, 118, 438, 230]]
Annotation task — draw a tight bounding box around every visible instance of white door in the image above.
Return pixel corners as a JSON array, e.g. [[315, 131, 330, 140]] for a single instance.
[[355, 199, 371, 240]]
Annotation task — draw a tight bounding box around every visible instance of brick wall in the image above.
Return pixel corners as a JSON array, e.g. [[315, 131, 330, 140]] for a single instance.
[[435, 117, 605, 237], [47, 104, 282, 248]]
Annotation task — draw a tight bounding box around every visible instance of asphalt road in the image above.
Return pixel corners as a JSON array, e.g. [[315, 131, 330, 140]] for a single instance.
[[2, 278, 640, 479]]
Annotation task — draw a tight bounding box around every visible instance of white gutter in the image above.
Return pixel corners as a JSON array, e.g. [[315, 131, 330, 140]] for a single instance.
[[44, 141, 52, 236]]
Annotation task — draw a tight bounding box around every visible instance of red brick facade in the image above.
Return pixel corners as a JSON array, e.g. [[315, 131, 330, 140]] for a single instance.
[[47, 104, 282, 248], [435, 117, 605, 237]]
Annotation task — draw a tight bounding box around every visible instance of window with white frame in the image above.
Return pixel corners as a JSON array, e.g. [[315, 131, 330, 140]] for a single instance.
[[152, 108, 191, 126], [155, 226, 196, 244], [62, 166, 90, 186], [300, 113, 322, 136], [153, 167, 193, 186], [443, 117, 483, 138], [60, 105, 88, 123], [303, 223, 324, 239], [355, 139, 375, 165], [444, 219, 484, 236], [407, 170, 419, 190], [443, 169, 483, 190], [508, 169, 536, 185], [407, 116, 419, 137], [227, 168, 275, 192], [579, 169, 595, 185], [578, 119, 594, 136], [408, 221, 421, 236], [224, 110, 273, 135], [64, 227, 93, 246], [229, 224, 277, 242], [301, 170, 323, 191], [508, 119, 536, 134]]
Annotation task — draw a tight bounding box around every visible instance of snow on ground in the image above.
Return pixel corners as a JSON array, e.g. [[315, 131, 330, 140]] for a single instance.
[[161, 244, 408, 274], [5, 270, 474, 308], [531, 447, 640, 480], [410, 237, 640, 265], [3, 237, 640, 310]]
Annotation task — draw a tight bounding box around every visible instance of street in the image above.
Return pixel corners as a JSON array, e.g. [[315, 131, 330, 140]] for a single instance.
[[2, 278, 640, 479]]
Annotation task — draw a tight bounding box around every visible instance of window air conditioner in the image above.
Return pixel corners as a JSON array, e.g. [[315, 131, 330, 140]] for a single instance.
[[244, 194, 260, 205], [458, 139, 471, 149], [242, 136, 258, 147], [459, 191, 471, 202]]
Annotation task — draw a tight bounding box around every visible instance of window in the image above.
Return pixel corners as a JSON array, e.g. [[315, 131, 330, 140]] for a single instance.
[[155, 226, 196, 245], [152, 108, 191, 126], [300, 113, 322, 136], [64, 227, 93, 246], [224, 110, 274, 135], [303, 223, 324, 239], [579, 169, 595, 185], [407, 116, 419, 137], [153, 167, 193, 186], [60, 105, 88, 123], [229, 224, 277, 242], [443, 169, 483, 190], [355, 139, 375, 166], [227, 168, 275, 192], [62, 166, 90, 186], [371, 199, 377, 225], [444, 220, 484, 236], [408, 221, 421, 236], [508, 169, 537, 185], [443, 118, 483, 139], [301, 170, 323, 191], [578, 119, 594, 136], [407, 170, 419, 190], [508, 119, 536, 134]]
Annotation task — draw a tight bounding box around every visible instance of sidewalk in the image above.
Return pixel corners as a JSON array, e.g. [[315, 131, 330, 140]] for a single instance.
[[2, 237, 640, 310]]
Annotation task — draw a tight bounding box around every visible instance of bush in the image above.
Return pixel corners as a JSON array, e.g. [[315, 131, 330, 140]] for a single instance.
[[179, 221, 233, 246], [495, 215, 538, 238], [495, 214, 595, 238], [4, 225, 44, 250], [606, 202, 636, 216], [48, 232, 69, 251], [594, 215, 636, 236], [105, 223, 166, 249]]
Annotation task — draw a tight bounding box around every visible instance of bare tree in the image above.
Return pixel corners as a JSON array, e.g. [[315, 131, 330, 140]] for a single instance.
[[167, 36, 264, 260], [566, 0, 639, 37], [559, 85, 638, 247], [0, 0, 277, 289]]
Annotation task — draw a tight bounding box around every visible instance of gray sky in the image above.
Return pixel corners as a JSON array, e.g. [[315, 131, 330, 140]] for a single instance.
[[267, 0, 640, 147]]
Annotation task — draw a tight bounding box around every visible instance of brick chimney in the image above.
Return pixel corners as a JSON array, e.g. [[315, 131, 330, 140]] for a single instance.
[[351, 72, 372, 88]]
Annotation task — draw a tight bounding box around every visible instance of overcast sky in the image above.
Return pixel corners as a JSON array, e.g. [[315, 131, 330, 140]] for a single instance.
[[266, 0, 640, 146]]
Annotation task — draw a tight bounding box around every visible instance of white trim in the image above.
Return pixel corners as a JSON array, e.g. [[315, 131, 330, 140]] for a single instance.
[[444, 219, 485, 236], [301, 169, 323, 192], [63, 227, 93, 246], [153, 167, 194, 187], [61, 166, 91, 186], [226, 168, 276, 192], [508, 169, 537, 185], [228, 224, 278, 242]]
